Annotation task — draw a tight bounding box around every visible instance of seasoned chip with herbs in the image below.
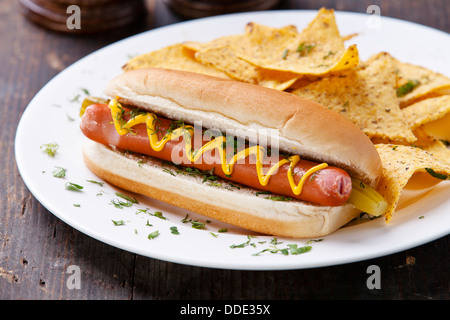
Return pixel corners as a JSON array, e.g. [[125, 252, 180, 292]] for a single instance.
[[293, 52, 416, 143], [375, 143, 450, 223], [403, 95, 450, 129], [236, 8, 359, 76], [410, 127, 450, 166], [185, 33, 299, 90], [194, 45, 298, 90], [392, 57, 450, 108], [122, 43, 231, 79]]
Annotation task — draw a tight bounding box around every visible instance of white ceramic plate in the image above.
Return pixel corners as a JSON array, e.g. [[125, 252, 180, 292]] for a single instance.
[[15, 10, 450, 270]]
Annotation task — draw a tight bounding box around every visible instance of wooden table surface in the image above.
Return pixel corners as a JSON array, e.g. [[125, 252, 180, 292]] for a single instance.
[[1, 0, 449, 301]]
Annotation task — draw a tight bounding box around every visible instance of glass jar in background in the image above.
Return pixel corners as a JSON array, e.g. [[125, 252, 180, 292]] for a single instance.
[[163, 0, 282, 19], [19, 0, 147, 34]]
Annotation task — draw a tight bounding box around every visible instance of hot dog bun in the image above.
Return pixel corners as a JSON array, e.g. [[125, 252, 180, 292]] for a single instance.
[[104, 68, 382, 187], [83, 139, 360, 238], [82, 68, 383, 238]]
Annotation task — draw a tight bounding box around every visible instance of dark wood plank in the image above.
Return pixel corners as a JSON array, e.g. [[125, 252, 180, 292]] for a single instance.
[[0, 0, 448, 300], [0, 0, 146, 299]]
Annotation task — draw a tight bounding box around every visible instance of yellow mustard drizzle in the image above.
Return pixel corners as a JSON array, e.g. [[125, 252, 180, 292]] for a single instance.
[[109, 99, 328, 195], [288, 156, 328, 195]]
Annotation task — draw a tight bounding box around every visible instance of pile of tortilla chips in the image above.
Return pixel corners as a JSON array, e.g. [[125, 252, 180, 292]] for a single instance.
[[122, 7, 450, 223]]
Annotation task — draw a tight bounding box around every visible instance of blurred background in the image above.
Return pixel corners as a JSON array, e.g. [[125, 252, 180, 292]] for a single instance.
[[5, 0, 448, 81]]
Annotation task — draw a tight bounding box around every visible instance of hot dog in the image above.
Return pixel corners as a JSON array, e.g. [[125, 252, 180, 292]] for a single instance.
[[81, 103, 352, 206], [80, 68, 387, 238]]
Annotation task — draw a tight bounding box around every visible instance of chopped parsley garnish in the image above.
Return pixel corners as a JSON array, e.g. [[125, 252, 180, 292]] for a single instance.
[[181, 214, 207, 229], [137, 209, 167, 220], [190, 221, 206, 229], [255, 191, 272, 196], [162, 168, 176, 176], [65, 182, 83, 191], [229, 236, 316, 257], [110, 198, 134, 209], [253, 243, 312, 256], [323, 50, 335, 59], [296, 42, 316, 56], [264, 196, 292, 201], [230, 236, 255, 249], [52, 166, 66, 178], [201, 168, 218, 183], [125, 107, 146, 119], [115, 192, 138, 204], [306, 238, 324, 244], [112, 220, 126, 226], [181, 214, 191, 223], [148, 230, 160, 240], [136, 208, 149, 215], [170, 226, 180, 235], [70, 94, 81, 103], [425, 168, 448, 180], [110, 193, 138, 208], [270, 238, 282, 245], [309, 171, 319, 182], [86, 179, 104, 186], [396, 80, 420, 97], [150, 211, 167, 220], [40, 143, 59, 157], [182, 166, 218, 183], [66, 113, 75, 122], [285, 244, 312, 255]]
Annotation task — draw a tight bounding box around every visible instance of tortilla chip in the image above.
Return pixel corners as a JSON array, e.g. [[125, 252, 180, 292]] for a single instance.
[[185, 35, 299, 90], [183, 34, 245, 52], [236, 8, 359, 76], [122, 43, 231, 79], [392, 57, 450, 108], [411, 127, 450, 165], [375, 143, 450, 223], [293, 52, 416, 143], [194, 45, 298, 90], [341, 33, 359, 41], [403, 95, 450, 129], [183, 23, 299, 53]]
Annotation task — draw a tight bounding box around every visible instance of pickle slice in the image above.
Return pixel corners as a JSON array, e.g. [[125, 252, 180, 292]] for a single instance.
[[348, 179, 388, 216]]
